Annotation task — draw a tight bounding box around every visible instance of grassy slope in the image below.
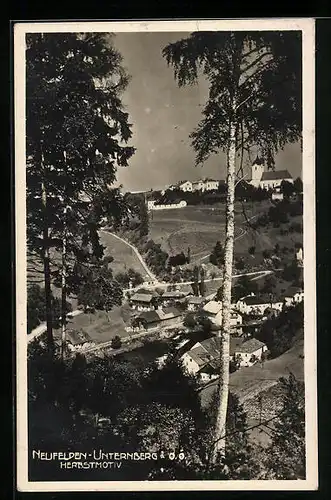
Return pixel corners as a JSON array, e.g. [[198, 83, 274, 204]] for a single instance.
[[53, 303, 133, 344], [148, 201, 302, 265], [99, 231, 149, 277]]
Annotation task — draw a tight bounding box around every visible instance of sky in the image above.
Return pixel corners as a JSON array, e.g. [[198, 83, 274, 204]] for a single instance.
[[112, 32, 302, 192]]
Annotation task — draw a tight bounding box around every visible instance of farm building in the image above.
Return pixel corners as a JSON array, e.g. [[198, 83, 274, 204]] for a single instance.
[[181, 336, 252, 383], [147, 200, 187, 210], [186, 296, 206, 311], [181, 337, 221, 383], [235, 294, 276, 316], [66, 329, 95, 352], [129, 288, 159, 311], [134, 307, 182, 331], [159, 290, 190, 307]]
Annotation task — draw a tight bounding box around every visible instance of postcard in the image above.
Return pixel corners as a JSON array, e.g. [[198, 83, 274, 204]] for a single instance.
[[15, 18, 317, 491]]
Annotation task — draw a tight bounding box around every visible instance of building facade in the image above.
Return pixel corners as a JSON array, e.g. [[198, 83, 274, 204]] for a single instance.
[[234, 338, 268, 367], [249, 156, 294, 190]]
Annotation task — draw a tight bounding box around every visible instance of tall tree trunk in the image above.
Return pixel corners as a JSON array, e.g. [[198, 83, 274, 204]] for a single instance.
[[212, 102, 237, 464], [41, 179, 54, 354], [61, 205, 68, 360]]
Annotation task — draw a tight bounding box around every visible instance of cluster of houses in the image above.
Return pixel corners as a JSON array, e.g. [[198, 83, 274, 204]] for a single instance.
[[127, 283, 303, 335], [63, 281, 303, 375], [164, 178, 222, 194], [156, 158, 294, 197], [181, 336, 268, 383], [177, 285, 303, 383]]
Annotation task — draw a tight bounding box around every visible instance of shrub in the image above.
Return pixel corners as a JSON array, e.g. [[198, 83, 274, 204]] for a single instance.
[[111, 335, 122, 349]]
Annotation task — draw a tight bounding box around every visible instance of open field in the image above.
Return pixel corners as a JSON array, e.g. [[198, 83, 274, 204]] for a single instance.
[[53, 303, 133, 345], [234, 216, 303, 257], [149, 202, 268, 258], [99, 231, 150, 278]]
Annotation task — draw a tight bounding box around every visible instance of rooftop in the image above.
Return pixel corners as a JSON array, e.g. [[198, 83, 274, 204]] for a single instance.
[[261, 170, 293, 181], [138, 307, 182, 324], [187, 296, 205, 304], [236, 338, 266, 354], [137, 310, 160, 323], [240, 295, 269, 306], [130, 293, 154, 303], [184, 336, 246, 365], [67, 329, 91, 346], [203, 300, 222, 315], [162, 291, 186, 299], [252, 155, 264, 166]]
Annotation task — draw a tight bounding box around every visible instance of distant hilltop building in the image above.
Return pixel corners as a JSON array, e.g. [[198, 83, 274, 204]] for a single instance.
[[147, 200, 187, 211], [248, 156, 293, 190], [166, 178, 221, 194]]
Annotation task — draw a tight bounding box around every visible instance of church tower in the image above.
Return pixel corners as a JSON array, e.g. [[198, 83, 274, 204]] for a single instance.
[[250, 155, 265, 188]]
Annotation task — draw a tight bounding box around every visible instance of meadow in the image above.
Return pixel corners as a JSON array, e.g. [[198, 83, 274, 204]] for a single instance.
[[99, 231, 149, 278], [149, 201, 272, 262]]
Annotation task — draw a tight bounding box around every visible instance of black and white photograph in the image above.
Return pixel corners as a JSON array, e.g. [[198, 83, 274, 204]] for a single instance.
[[15, 19, 317, 491]]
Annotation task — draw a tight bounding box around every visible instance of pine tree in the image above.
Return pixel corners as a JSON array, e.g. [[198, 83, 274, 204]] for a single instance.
[[26, 33, 135, 352], [264, 374, 305, 479], [163, 31, 301, 462]]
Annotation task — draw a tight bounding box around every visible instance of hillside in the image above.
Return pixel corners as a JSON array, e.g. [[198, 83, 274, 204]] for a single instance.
[[200, 330, 304, 409]]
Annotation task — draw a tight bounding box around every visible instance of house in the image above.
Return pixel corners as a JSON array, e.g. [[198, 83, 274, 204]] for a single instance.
[[135, 307, 182, 331], [192, 180, 205, 192], [204, 178, 219, 191], [202, 301, 223, 326], [271, 186, 284, 201], [296, 246, 303, 266], [283, 287, 304, 307], [129, 291, 157, 311], [186, 296, 206, 311], [202, 300, 243, 328], [147, 200, 187, 210], [181, 337, 221, 383], [192, 178, 219, 192], [181, 336, 246, 383], [66, 329, 95, 352], [233, 338, 268, 367], [159, 290, 189, 307], [176, 180, 193, 192], [235, 294, 275, 316], [248, 156, 293, 190]]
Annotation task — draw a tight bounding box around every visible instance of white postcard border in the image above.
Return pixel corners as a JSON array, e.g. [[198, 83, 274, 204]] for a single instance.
[[15, 18, 317, 492]]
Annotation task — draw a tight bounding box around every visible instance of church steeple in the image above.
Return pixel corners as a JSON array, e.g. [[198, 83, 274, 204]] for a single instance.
[[251, 156, 264, 185], [253, 154, 264, 166]]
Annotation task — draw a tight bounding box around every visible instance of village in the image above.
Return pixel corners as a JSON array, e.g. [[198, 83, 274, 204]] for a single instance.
[[30, 156, 304, 395], [61, 265, 304, 388], [23, 28, 311, 484]]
